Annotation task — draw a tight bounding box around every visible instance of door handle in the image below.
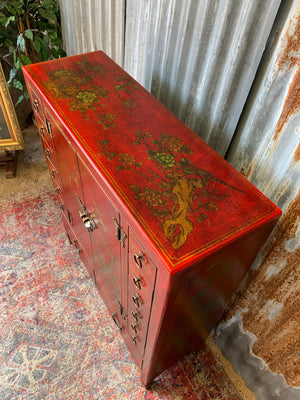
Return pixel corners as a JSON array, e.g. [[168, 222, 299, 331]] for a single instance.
[[112, 313, 123, 331]]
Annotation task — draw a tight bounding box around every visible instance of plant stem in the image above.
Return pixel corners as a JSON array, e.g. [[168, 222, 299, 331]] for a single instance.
[[25, 13, 36, 63], [17, 16, 30, 58]]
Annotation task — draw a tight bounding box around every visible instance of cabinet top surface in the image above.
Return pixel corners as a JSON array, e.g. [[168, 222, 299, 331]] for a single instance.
[[23, 51, 281, 272]]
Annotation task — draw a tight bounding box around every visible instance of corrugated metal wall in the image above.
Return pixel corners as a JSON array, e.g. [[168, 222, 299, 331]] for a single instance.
[[124, 0, 281, 156], [58, 0, 125, 66], [227, 1, 300, 208], [214, 1, 300, 398], [58, 0, 300, 397]]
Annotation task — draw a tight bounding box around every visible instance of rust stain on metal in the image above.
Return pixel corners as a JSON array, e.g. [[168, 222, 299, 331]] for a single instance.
[[274, 68, 300, 142], [274, 12, 300, 142], [294, 138, 300, 162], [274, 180, 291, 204], [240, 156, 257, 179], [222, 190, 300, 386], [277, 10, 300, 72]]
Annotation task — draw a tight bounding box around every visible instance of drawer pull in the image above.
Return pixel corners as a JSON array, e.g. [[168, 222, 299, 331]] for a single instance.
[[79, 210, 97, 232], [131, 323, 138, 333], [132, 336, 137, 345], [67, 209, 73, 225], [134, 252, 144, 269], [51, 170, 55, 178], [118, 300, 127, 319], [33, 99, 39, 112], [133, 276, 142, 290], [132, 295, 141, 308], [132, 310, 141, 322], [45, 149, 51, 158], [112, 313, 123, 331], [40, 127, 45, 137], [73, 240, 82, 254], [45, 118, 52, 135], [60, 204, 64, 211]]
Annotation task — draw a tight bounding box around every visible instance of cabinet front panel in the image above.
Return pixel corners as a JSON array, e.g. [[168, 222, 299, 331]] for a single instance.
[[77, 156, 123, 324], [44, 111, 93, 275]]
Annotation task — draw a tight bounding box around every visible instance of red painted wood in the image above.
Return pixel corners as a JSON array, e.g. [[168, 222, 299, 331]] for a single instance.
[[23, 51, 281, 386], [77, 154, 123, 319]]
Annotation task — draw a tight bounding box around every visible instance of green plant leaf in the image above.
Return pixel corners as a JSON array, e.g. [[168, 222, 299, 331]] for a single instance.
[[33, 37, 41, 52], [13, 53, 22, 70], [15, 94, 24, 106], [25, 29, 33, 40], [5, 16, 15, 27], [7, 68, 17, 85], [0, 1, 7, 10], [0, 12, 6, 25], [13, 78, 23, 91], [43, 34, 49, 45], [39, 8, 57, 22], [5, 6, 17, 15], [11, 1, 24, 7], [21, 54, 31, 65], [17, 34, 25, 52]]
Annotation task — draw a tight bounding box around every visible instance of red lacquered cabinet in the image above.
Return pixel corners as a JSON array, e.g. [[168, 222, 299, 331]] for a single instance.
[[23, 51, 281, 386]]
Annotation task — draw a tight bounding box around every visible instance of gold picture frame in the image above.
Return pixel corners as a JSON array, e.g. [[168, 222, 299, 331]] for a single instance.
[[0, 62, 24, 150]]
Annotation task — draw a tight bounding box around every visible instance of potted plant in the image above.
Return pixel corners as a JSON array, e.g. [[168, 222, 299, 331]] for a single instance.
[[0, 0, 65, 125]]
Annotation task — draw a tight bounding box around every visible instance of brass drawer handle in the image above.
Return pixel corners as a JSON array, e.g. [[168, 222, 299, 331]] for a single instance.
[[132, 336, 137, 345], [51, 170, 55, 178], [132, 310, 141, 322], [40, 127, 45, 137], [133, 252, 144, 269], [132, 294, 141, 308], [112, 313, 123, 331], [131, 323, 138, 333], [79, 210, 97, 232], [45, 149, 51, 158], [73, 240, 82, 254], [33, 99, 39, 112], [133, 276, 142, 290]]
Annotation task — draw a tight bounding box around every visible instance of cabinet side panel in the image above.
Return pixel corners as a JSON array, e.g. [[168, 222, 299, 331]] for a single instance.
[[142, 219, 278, 385]]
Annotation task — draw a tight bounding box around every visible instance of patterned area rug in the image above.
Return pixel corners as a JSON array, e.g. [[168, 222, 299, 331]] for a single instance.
[[0, 188, 242, 399]]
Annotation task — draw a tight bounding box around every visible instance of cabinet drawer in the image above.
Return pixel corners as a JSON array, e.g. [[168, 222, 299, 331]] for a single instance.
[[27, 83, 44, 118], [127, 229, 156, 356], [40, 135, 56, 165], [34, 117, 51, 150]]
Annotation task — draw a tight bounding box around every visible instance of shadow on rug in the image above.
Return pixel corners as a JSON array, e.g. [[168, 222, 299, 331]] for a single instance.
[[0, 189, 241, 399]]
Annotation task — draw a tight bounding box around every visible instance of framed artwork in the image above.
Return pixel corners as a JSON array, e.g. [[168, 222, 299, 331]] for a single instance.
[[0, 62, 24, 150]]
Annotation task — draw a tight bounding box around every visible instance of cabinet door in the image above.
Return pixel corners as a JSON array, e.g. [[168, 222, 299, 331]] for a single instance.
[[44, 110, 93, 274], [77, 156, 125, 329]]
